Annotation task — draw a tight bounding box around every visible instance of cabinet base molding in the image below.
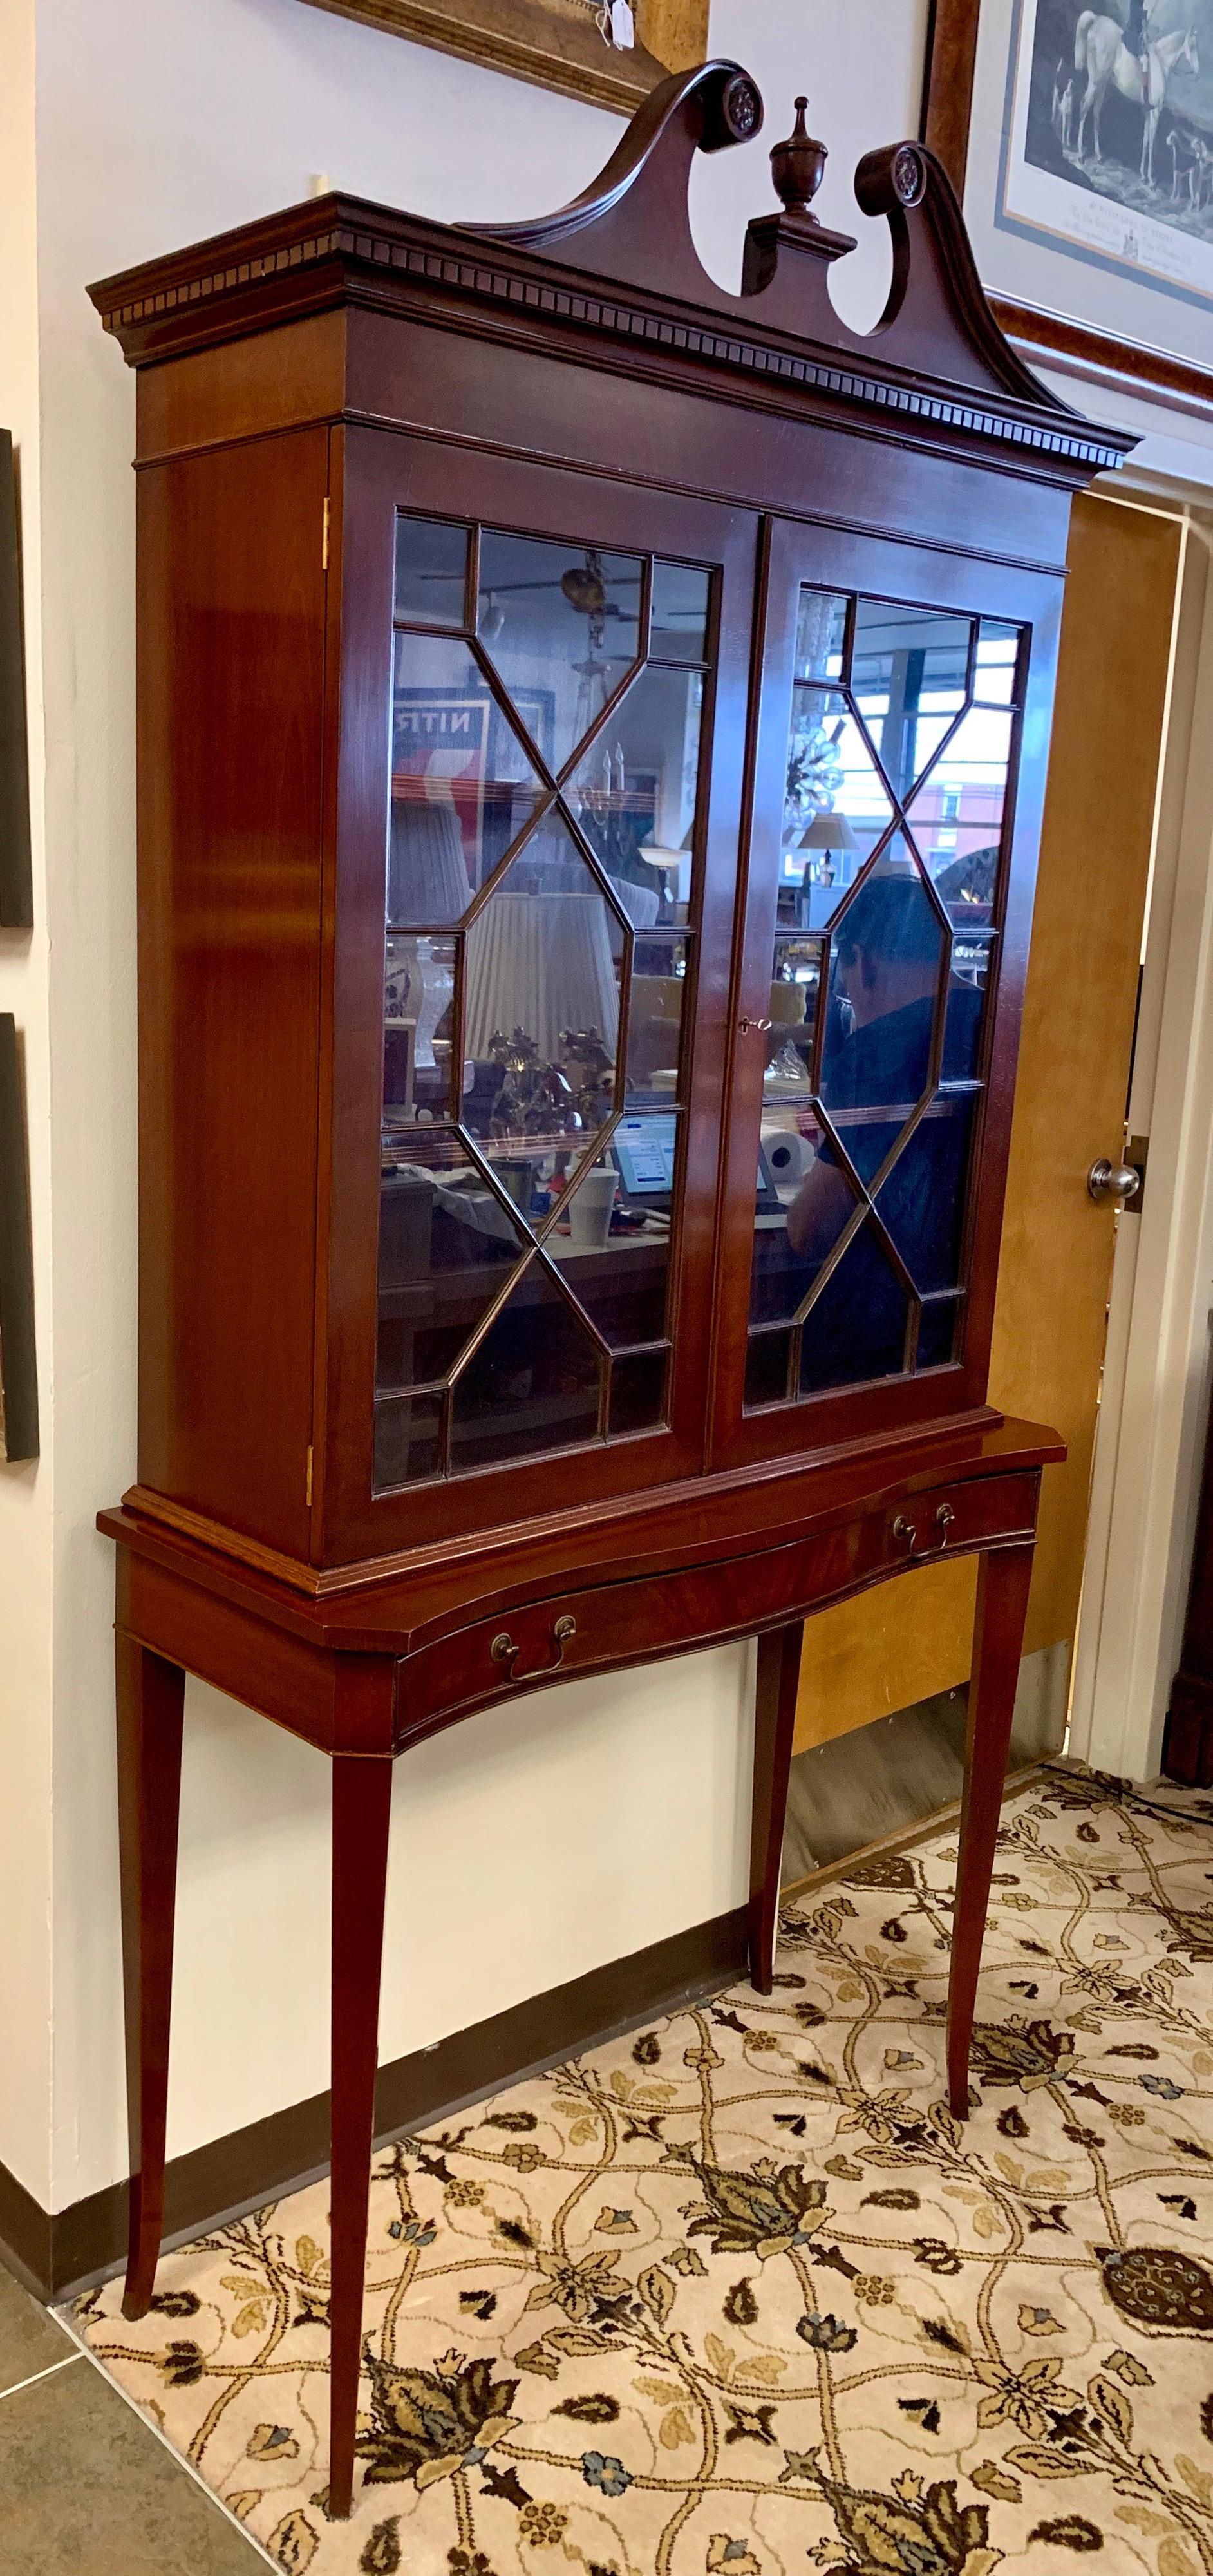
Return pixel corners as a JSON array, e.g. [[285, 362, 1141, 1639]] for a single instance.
[[0, 1902, 748, 2309]]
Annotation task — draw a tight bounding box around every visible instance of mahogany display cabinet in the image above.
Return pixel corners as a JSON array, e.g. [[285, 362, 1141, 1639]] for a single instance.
[[90, 64, 1132, 2515]]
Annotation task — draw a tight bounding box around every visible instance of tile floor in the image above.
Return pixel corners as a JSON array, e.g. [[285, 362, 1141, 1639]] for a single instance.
[[0, 2256, 267, 2572]]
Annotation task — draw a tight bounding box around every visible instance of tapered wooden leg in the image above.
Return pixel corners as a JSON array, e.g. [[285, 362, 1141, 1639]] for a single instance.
[[328, 1753, 393, 2521], [115, 1629, 185, 2320], [946, 1542, 1035, 2119], [748, 1622, 804, 1994]]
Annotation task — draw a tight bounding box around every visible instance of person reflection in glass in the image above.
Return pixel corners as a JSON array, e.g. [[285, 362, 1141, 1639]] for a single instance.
[[782, 873, 983, 1387]]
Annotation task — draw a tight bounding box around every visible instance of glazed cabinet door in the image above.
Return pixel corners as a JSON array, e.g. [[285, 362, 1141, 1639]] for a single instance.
[[711, 516, 1062, 1474], [319, 430, 757, 1561]]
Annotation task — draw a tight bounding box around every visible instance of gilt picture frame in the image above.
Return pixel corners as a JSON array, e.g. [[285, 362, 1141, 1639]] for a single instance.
[[923, 0, 1213, 415], [294, 0, 710, 116]]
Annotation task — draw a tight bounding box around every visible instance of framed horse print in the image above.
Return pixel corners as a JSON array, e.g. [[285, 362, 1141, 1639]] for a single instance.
[[923, 0, 1213, 410]]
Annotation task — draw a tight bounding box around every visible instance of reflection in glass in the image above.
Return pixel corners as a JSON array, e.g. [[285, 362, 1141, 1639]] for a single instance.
[[608, 1348, 668, 1434], [820, 865, 944, 1160], [907, 702, 1013, 902], [390, 632, 543, 917], [547, 1112, 675, 1347], [875, 1095, 976, 1294], [765, 934, 821, 1095], [383, 934, 457, 1127], [744, 583, 1022, 1413], [799, 1222, 910, 1394], [394, 515, 469, 629], [945, 931, 995, 1081], [374, 1391, 444, 1491], [450, 1263, 603, 1470], [566, 663, 702, 927], [377, 1128, 530, 1390], [477, 532, 642, 777], [462, 815, 625, 1177], [794, 589, 848, 684], [650, 561, 711, 665], [782, 686, 893, 929], [918, 1298, 963, 1367], [746, 1329, 793, 1408], [851, 600, 973, 800], [378, 513, 718, 1484], [628, 937, 689, 1102], [552, 1209, 670, 1347], [975, 621, 1022, 704]]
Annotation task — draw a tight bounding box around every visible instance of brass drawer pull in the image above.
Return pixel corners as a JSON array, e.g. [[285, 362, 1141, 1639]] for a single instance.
[[892, 1502, 955, 1561], [491, 1613, 577, 1684]]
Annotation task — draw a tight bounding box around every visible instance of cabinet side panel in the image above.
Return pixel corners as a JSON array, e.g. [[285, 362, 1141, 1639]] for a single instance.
[[136, 428, 328, 1556]]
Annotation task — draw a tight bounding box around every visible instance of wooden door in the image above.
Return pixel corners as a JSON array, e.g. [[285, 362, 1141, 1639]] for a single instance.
[[795, 495, 1182, 1752]]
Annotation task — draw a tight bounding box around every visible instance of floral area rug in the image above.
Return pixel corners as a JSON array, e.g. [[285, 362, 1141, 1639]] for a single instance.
[[72, 1768, 1213, 2576]]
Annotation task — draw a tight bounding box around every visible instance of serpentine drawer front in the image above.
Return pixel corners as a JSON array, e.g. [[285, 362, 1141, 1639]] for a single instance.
[[393, 1471, 1040, 1743]]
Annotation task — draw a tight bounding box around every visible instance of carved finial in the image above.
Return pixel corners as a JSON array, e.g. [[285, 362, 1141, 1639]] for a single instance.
[[769, 96, 827, 222]]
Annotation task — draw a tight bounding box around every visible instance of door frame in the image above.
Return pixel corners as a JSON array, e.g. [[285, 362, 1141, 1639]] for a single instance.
[[1067, 489, 1213, 1783]]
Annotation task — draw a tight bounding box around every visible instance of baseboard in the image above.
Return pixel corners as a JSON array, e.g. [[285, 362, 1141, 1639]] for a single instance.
[[0, 1902, 749, 2306]]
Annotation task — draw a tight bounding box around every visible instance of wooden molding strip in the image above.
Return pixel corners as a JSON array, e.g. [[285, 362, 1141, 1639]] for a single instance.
[[991, 296, 1213, 428]]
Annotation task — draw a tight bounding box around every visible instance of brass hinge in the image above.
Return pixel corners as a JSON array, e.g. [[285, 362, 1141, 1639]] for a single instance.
[[306, 1444, 314, 1508], [321, 497, 330, 572]]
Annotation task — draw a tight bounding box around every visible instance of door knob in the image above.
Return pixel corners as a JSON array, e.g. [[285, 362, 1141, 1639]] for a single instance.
[[1087, 1157, 1140, 1206]]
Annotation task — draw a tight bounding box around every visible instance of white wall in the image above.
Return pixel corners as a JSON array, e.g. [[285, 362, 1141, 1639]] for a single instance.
[[0, 0, 55, 2210], [6, 0, 928, 2215]]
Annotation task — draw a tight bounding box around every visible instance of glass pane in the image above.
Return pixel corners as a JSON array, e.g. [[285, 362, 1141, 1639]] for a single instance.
[[799, 1222, 910, 1394], [919, 1298, 963, 1368], [975, 620, 1022, 705], [477, 532, 642, 776], [783, 689, 894, 929], [550, 1122, 673, 1346], [566, 663, 703, 929], [628, 938, 690, 1104], [750, 1108, 860, 1327], [945, 932, 994, 1081], [875, 1094, 976, 1295], [745, 1329, 793, 1408], [450, 1264, 603, 1470], [793, 589, 848, 684], [650, 562, 710, 665], [851, 601, 974, 802], [820, 862, 945, 1175], [394, 515, 469, 629], [377, 1129, 531, 1391], [907, 703, 1013, 898], [383, 934, 456, 1128], [608, 1348, 669, 1435], [766, 934, 821, 1097], [390, 633, 544, 918], [462, 814, 625, 1172], [374, 1391, 444, 1491]]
